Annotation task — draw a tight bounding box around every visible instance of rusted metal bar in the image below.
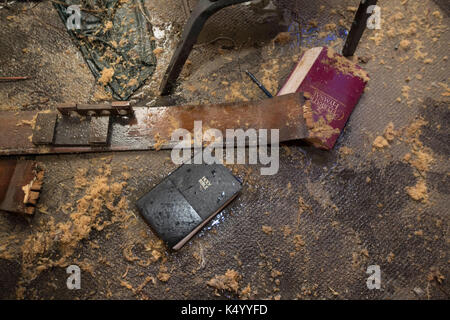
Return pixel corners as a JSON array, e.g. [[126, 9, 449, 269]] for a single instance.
[[0, 76, 30, 81], [0, 92, 307, 156]]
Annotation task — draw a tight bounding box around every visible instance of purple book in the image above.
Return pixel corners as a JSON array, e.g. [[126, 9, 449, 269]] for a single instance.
[[278, 47, 369, 149]]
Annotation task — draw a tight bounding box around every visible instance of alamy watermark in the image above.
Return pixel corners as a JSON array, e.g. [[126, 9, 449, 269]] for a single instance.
[[171, 121, 279, 176], [367, 5, 382, 30], [66, 5, 81, 30], [366, 265, 381, 290], [64, 4, 381, 32], [66, 265, 81, 290]]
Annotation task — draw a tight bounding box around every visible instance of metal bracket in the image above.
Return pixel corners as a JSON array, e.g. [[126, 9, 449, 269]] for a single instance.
[[57, 101, 133, 117], [32, 102, 133, 147]]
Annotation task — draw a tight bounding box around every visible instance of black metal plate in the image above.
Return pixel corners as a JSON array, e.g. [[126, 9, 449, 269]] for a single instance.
[[53, 116, 91, 146], [89, 117, 111, 145], [32, 112, 57, 145]]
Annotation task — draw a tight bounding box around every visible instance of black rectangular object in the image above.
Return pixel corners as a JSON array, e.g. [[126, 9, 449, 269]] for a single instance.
[[136, 163, 242, 250]]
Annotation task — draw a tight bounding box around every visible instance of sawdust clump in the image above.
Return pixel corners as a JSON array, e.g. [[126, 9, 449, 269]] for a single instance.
[[405, 179, 428, 202], [98, 67, 114, 86], [373, 122, 397, 149], [384, 122, 396, 141], [427, 267, 445, 284], [325, 47, 370, 83], [293, 234, 305, 250], [373, 136, 389, 149], [339, 146, 353, 156], [303, 99, 340, 147], [240, 284, 252, 300], [207, 269, 241, 295], [399, 39, 411, 50], [262, 225, 273, 235], [157, 265, 171, 282], [401, 118, 433, 202]]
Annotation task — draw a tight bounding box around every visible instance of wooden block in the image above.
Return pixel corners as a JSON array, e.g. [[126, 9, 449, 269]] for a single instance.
[[31, 180, 43, 191], [0, 160, 42, 215], [26, 191, 40, 205]]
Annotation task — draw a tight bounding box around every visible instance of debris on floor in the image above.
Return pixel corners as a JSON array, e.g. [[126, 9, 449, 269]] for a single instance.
[[0, 0, 448, 301], [53, 0, 157, 100]]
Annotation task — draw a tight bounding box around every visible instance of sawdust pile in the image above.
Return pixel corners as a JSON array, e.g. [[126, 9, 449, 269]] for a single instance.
[[261, 225, 273, 235], [402, 119, 434, 203], [157, 265, 171, 282], [293, 234, 305, 251], [325, 47, 370, 83], [98, 67, 115, 86], [373, 118, 434, 203], [17, 163, 134, 296], [339, 146, 354, 156], [303, 99, 340, 148], [373, 122, 397, 149], [405, 179, 428, 202], [207, 269, 241, 295], [373, 135, 389, 149]]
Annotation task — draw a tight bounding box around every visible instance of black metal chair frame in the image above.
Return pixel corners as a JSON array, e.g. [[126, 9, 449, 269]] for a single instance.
[[160, 0, 378, 95]]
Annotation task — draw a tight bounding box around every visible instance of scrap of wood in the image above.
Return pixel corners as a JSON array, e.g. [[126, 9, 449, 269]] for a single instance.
[[0, 160, 44, 215]]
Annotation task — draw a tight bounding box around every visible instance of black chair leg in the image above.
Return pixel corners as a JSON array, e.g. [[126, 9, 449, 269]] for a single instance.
[[159, 0, 250, 96], [342, 0, 378, 57]]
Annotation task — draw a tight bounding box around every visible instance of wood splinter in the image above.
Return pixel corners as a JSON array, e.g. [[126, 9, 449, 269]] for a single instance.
[[22, 170, 45, 207], [1, 160, 45, 215]]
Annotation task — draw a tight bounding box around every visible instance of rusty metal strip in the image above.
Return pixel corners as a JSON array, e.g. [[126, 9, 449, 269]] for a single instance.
[[0, 93, 307, 156]]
